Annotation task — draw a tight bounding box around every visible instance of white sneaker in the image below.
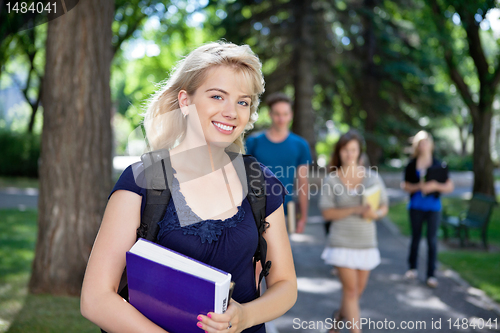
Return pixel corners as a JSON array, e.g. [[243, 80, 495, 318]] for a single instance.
[[404, 269, 418, 279], [427, 277, 438, 288]]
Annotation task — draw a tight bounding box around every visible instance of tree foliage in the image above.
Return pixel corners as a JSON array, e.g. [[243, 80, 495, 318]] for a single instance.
[[423, 0, 499, 195], [208, 0, 453, 165]]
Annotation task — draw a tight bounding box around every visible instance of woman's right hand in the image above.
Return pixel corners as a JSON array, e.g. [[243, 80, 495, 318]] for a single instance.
[[197, 300, 248, 333], [352, 205, 369, 215], [402, 181, 423, 194]]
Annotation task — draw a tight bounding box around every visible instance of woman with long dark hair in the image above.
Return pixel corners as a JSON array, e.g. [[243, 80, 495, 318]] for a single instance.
[[320, 130, 388, 333]]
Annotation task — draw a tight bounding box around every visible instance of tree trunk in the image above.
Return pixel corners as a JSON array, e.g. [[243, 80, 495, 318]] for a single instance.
[[27, 77, 42, 133], [291, 0, 317, 163], [472, 110, 496, 196], [29, 0, 114, 296], [360, 0, 382, 166], [459, 125, 469, 156]]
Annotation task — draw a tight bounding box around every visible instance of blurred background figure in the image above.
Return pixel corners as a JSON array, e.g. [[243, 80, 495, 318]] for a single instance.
[[402, 130, 454, 288], [319, 130, 388, 333], [324, 152, 371, 237], [245, 92, 312, 233], [324, 152, 371, 277]]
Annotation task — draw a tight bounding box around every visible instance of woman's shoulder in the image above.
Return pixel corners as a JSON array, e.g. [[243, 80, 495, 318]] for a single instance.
[[432, 156, 447, 167], [258, 162, 276, 179], [108, 161, 147, 200], [406, 158, 417, 167], [255, 162, 288, 216], [357, 167, 384, 188], [258, 162, 286, 191]]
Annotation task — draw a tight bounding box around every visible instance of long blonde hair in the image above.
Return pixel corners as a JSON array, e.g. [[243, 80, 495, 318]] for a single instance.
[[411, 130, 434, 158], [142, 41, 265, 153]]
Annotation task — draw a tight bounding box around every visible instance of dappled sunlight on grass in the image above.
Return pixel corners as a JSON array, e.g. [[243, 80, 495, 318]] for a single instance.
[[7, 294, 97, 333], [0, 274, 29, 333], [0, 209, 37, 333], [438, 252, 500, 303], [0, 209, 98, 332]]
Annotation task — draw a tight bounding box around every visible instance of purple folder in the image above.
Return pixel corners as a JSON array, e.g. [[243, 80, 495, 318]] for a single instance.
[[126, 239, 231, 333]]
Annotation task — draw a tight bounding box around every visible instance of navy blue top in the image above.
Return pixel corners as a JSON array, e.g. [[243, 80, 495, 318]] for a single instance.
[[109, 162, 287, 333], [245, 132, 312, 211]]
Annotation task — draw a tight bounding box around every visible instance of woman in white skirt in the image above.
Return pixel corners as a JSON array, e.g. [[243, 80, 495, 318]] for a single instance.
[[319, 130, 388, 333]]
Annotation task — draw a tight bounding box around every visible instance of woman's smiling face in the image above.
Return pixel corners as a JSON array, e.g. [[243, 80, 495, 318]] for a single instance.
[[179, 66, 253, 147]]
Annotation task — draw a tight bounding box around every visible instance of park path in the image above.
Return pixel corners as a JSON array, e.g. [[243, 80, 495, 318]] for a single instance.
[[267, 178, 500, 333], [272, 216, 500, 332]]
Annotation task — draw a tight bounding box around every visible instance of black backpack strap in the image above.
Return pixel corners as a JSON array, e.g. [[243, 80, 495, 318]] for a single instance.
[[137, 151, 173, 242], [102, 155, 173, 333], [243, 155, 270, 298]]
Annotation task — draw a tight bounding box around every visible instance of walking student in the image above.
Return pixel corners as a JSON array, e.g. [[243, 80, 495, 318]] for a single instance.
[[319, 130, 388, 333], [402, 130, 454, 288], [245, 93, 312, 233]]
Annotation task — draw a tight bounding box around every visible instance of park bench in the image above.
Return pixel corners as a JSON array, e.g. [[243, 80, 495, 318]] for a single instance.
[[441, 193, 497, 249]]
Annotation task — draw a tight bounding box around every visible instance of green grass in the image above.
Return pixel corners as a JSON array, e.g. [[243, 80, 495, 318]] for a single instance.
[[0, 177, 39, 189], [387, 199, 500, 303], [438, 252, 500, 303], [0, 209, 37, 333], [386, 201, 411, 236], [387, 198, 500, 245], [0, 209, 96, 333], [7, 294, 97, 333]]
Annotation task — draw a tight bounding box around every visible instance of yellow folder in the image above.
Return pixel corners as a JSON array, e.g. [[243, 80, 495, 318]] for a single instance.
[[363, 185, 381, 221]]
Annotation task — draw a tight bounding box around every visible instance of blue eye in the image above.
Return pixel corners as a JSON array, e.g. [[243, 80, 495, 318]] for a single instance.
[[238, 101, 249, 106], [212, 95, 222, 100]]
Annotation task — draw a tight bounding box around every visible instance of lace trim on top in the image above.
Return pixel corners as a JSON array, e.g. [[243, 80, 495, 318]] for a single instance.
[[157, 168, 245, 243]]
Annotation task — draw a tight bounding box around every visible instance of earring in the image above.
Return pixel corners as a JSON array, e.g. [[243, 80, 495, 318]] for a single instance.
[[182, 111, 188, 118]]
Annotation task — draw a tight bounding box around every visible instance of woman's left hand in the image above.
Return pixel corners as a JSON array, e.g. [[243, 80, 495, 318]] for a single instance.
[[421, 180, 439, 194], [197, 299, 248, 333]]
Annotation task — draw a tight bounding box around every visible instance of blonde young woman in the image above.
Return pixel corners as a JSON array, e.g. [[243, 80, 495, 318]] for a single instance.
[[80, 42, 297, 333], [403, 131, 454, 288], [319, 130, 388, 333]]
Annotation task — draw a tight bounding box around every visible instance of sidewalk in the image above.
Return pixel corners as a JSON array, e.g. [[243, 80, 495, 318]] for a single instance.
[[274, 218, 500, 332], [272, 188, 500, 333]]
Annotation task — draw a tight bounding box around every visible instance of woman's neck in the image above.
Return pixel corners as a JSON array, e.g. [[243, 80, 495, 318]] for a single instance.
[[173, 129, 205, 153], [339, 164, 359, 177], [267, 126, 289, 139], [171, 140, 229, 174], [417, 152, 432, 161], [206, 144, 228, 171]]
